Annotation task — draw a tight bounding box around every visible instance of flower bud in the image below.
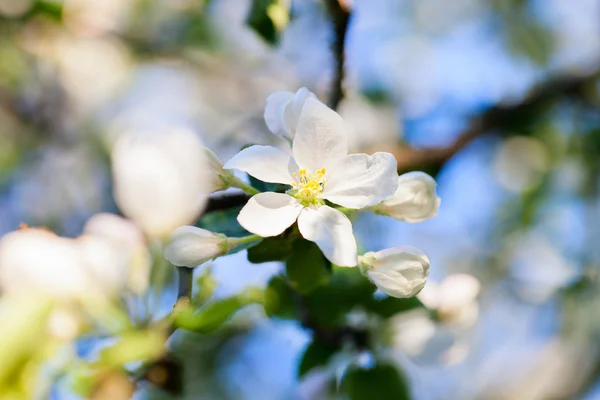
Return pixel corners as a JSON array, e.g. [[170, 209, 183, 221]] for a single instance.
[[359, 246, 430, 298], [202, 147, 236, 192], [374, 172, 440, 223], [264, 87, 315, 140], [164, 226, 230, 268], [111, 127, 209, 238]]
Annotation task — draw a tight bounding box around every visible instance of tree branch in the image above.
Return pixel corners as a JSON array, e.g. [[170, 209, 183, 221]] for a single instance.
[[378, 72, 599, 174], [324, 0, 350, 110]]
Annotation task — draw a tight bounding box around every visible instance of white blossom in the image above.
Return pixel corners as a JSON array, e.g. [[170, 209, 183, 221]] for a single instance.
[[373, 171, 440, 222], [82, 213, 150, 294], [264, 87, 315, 140], [0, 228, 89, 300], [202, 147, 236, 193], [164, 226, 230, 268], [418, 273, 480, 327], [359, 246, 430, 298], [225, 97, 398, 266], [111, 127, 209, 238]]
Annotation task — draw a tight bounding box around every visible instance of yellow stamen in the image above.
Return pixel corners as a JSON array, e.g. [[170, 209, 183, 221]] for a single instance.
[[288, 167, 327, 206]]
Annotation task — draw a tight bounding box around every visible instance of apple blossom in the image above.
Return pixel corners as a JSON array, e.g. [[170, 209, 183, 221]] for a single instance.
[[164, 226, 259, 268], [264, 87, 315, 140], [225, 97, 398, 266], [372, 171, 440, 223], [111, 127, 209, 238], [358, 246, 430, 298]]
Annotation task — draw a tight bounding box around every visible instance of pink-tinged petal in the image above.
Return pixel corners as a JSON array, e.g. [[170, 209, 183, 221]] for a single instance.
[[297, 206, 357, 267], [293, 97, 348, 172], [237, 193, 303, 237], [224, 145, 296, 185], [322, 152, 398, 208]]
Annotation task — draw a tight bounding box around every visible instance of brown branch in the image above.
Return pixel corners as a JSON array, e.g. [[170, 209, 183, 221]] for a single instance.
[[324, 0, 350, 110], [376, 71, 600, 174]]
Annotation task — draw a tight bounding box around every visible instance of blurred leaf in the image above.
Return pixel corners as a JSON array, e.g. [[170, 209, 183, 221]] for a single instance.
[[286, 239, 332, 294], [247, 234, 294, 263], [198, 206, 249, 237], [192, 267, 218, 306], [341, 363, 411, 400], [304, 268, 375, 328], [365, 296, 424, 318], [246, 0, 280, 44], [249, 175, 280, 193], [264, 276, 297, 319], [298, 339, 340, 377], [174, 290, 263, 333], [99, 331, 165, 368], [0, 296, 53, 387]]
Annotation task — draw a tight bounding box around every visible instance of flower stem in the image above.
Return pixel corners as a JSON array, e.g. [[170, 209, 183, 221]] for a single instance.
[[231, 177, 260, 195], [229, 234, 262, 248]]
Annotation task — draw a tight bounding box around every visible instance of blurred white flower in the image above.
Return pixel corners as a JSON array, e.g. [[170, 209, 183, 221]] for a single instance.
[[111, 127, 209, 238], [359, 246, 430, 298], [82, 213, 150, 294], [338, 93, 400, 153], [418, 273, 480, 327], [373, 172, 440, 223], [225, 97, 398, 266], [0, 228, 90, 300], [264, 87, 315, 140]]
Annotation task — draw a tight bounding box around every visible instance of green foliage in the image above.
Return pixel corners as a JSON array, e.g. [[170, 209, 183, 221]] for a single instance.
[[246, 0, 280, 44], [303, 267, 375, 328], [365, 296, 424, 318], [285, 239, 332, 294], [341, 363, 411, 400], [198, 206, 249, 237], [247, 234, 295, 263], [298, 339, 340, 377], [174, 290, 263, 333], [99, 331, 166, 368], [264, 276, 297, 319]]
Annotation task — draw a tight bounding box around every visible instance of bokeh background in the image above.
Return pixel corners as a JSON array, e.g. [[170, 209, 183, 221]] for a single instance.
[[1, 0, 600, 399]]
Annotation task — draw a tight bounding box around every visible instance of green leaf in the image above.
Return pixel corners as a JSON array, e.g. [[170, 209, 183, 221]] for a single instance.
[[197, 206, 249, 237], [246, 0, 278, 44], [341, 363, 411, 400], [264, 276, 297, 319], [248, 175, 279, 193], [298, 339, 340, 377], [247, 235, 294, 263], [285, 239, 332, 294], [99, 331, 166, 368], [365, 296, 424, 318], [174, 291, 262, 333], [303, 268, 375, 328]]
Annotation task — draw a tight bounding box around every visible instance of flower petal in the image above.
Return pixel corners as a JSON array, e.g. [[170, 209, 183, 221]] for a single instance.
[[297, 206, 357, 267], [264, 91, 294, 138], [237, 192, 303, 237], [376, 171, 440, 222], [293, 97, 348, 172], [224, 145, 296, 185], [322, 152, 398, 208]]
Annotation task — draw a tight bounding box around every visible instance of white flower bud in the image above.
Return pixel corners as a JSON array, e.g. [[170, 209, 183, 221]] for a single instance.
[[264, 87, 315, 140], [359, 246, 430, 298], [202, 147, 236, 192], [374, 172, 440, 223], [111, 127, 209, 238], [83, 213, 150, 294], [164, 226, 230, 268]]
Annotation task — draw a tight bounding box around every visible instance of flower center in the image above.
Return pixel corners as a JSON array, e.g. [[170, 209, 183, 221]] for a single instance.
[[289, 168, 326, 206]]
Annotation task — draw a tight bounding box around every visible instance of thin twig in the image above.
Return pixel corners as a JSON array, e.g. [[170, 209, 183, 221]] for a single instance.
[[324, 0, 350, 110]]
